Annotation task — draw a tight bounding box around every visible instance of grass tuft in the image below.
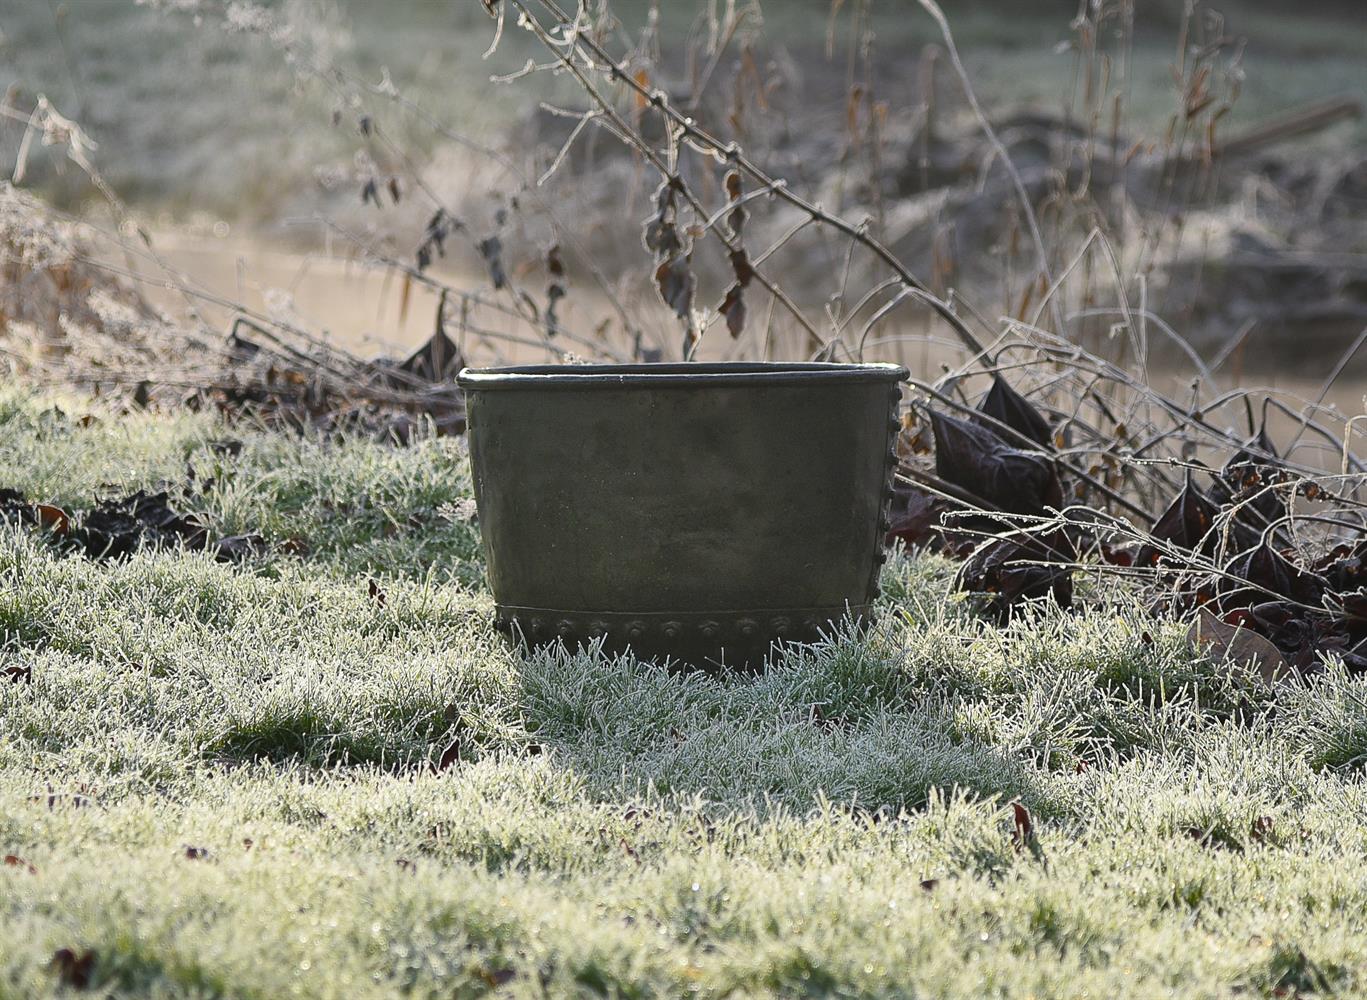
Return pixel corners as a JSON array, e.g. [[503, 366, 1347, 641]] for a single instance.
[[5, 385, 1367, 996]]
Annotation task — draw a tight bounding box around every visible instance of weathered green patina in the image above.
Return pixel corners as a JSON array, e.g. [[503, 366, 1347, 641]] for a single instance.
[[457, 362, 908, 667]]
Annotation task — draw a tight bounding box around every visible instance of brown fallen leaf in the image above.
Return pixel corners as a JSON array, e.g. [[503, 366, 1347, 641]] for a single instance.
[[1011, 801, 1033, 851], [3, 664, 32, 684], [50, 948, 96, 989], [4, 854, 37, 874], [478, 966, 517, 988], [1189, 608, 1292, 683], [434, 737, 461, 772], [34, 504, 70, 536], [183, 845, 209, 861]]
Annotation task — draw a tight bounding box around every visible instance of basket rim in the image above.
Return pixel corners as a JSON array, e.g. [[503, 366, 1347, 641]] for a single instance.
[[456, 361, 909, 390]]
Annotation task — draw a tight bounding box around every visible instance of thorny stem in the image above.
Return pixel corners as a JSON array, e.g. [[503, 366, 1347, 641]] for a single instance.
[[319, 218, 630, 363], [512, 0, 990, 360], [507, 0, 825, 356]]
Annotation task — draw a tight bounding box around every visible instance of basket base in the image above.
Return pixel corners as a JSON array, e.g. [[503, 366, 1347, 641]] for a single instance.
[[493, 606, 872, 669]]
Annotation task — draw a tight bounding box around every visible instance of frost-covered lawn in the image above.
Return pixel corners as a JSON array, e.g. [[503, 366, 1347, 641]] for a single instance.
[[3, 386, 1367, 998]]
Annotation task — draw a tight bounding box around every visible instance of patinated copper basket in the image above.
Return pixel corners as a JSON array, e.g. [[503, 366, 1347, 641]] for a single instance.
[[457, 361, 908, 667]]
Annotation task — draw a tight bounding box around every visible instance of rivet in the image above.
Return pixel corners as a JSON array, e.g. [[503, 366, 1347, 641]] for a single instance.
[[557, 620, 575, 637], [662, 621, 681, 641], [737, 618, 758, 638], [700, 621, 720, 639], [588, 620, 609, 638], [627, 621, 645, 640], [771, 616, 792, 637], [531, 618, 549, 638]]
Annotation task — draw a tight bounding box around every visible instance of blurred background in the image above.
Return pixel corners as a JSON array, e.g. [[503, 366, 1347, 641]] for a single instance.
[[1, 0, 1364, 393]]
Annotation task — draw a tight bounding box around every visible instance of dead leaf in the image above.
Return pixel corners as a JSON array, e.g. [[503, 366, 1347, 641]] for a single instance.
[[885, 480, 951, 549], [719, 284, 746, 338], [976, 376, 1052, 449], [34, 504, 70, 535], [3, 854, 36, 874], [1189, 608, 1292, 683], [479, 966, 518, 988], [3, 664, 32, 684], [1138, 473, 1228, 565], [930, 409, 1061, 515], [1011, 801, 1034, 851], [955, 534, 1074, 621], [477, 234, 507, 289], [435, 738, 461, 772], [654, 254, 695, 319], [50, 949, 96, 990], [728, 248, 754, 286]]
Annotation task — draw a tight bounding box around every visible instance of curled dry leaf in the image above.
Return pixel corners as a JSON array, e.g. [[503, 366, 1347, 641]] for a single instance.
[[654, 254, 696, 319], [477, 235, 507, 290], [545, 243, 566, 338], [50, 949, 96, 990], [33, 504, 70, 536], [1011, 802, 1034, 851], [885, 480, 952, 549], [720, 284, 746, 338], [955, 535, 1075, 621], [479, 966, 518, 988], [1189, 607, 1292, 684], [367, 578, 387, 607], [728, 248, 754, 287], [1138, 473, 1226, 565], [1215, 425, 1289, 535], [976, 376, 1052, 449], [930, 409, 1061, 515], [1222, 537, 1325, 607], [3, 663, 32, 684], [435, 737, 461, 772]]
